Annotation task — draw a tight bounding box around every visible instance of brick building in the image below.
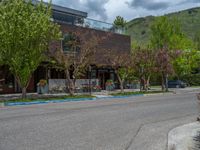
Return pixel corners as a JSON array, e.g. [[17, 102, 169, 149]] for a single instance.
[[0, 4, 131, 94]]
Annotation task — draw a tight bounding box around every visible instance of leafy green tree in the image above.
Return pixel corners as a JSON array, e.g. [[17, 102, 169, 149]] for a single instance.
[[150, 16, 192, 91], [113, 16, 126, 28], [118, 67, 135, 83], [150, 16, 187, 51], [173, 49, 200, 79], [194, 30, 200, 51], [0, 0, 60, 98]]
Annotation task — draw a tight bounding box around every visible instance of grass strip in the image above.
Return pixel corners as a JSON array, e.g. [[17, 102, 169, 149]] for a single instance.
[[0, 95, 95, 103], [111, 91, 172, 96]]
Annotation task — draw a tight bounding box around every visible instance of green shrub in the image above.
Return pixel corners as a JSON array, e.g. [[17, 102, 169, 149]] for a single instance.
[[181, 74, 200, 86]]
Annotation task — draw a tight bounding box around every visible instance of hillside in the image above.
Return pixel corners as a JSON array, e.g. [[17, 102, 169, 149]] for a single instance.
[[126, 7, 200, 46]]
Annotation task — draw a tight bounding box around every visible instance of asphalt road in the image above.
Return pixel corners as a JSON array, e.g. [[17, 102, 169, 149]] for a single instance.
[[0, 92, 199, 150]]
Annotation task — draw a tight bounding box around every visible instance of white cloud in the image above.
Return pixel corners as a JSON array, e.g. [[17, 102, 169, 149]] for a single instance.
[[44, 0, 200, 23]]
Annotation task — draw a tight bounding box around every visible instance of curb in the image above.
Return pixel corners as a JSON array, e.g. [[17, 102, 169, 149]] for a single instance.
[[3, 92, 173, 107], [111, 94, 143, 99], [168, 122, 200, 150], [144, 92, 174, 96], [3, 94, 144, 106], [4, 97, 97, 106]]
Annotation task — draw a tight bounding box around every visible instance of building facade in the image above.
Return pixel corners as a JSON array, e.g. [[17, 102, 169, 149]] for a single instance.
[[0, 4, 131, 94]]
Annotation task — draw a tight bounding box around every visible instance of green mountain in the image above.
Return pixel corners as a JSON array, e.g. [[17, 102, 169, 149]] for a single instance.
[[126, 7, 200, 46]]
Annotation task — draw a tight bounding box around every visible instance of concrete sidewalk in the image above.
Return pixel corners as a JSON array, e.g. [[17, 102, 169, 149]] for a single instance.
[[0, 87, 199, 101], [168, 122, 200, 150], [0, 89, 140, 100], [2, 87, 199, 97]]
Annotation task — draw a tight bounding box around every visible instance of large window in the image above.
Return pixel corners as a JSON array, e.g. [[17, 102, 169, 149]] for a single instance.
[[53, 11, 84, 26], [62, 33, 80, 53], [53, 12, 75, 25]]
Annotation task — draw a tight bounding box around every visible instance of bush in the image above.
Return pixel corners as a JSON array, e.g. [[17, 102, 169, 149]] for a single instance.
[[180, 74, 200, 86]]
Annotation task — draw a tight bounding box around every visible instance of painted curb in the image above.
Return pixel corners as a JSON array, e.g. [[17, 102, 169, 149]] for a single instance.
[[4, 97, 97, 106], [3, 92, 171, 106], [4, 95, 142, 106], [4, 94, 144, 106]]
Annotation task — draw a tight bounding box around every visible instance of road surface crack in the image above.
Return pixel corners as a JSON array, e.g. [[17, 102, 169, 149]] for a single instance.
[[125, 113, 197, 150]]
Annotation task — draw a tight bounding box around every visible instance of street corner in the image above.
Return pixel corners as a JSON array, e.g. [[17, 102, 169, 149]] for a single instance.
[[168, 122, 200, 150]]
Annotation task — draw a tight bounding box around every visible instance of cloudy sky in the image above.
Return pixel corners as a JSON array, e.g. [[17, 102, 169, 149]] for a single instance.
[[44, 0, 200, 23]]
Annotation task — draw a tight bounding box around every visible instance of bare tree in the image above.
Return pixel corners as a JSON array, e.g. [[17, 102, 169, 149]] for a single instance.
[[131, 47, 155, 91], [102, 49, 131, 92], [154, 48, 174, 91], [51, 30, 101, 95]]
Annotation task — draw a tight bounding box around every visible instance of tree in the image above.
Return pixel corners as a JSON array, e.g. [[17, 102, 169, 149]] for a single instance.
[[154, 48, 174, 90], [194, 30, 200, 74], [150, 16, 191, 91], [150, 16, 187, 51], [103, 50, 131, 92], [194, 30, 200, 51], [0, 0, 61, 98], [131, 47, 155, 91], [52, 31, 100, 95], [113, 16, 126, 28], [173, 49, 200, 79]]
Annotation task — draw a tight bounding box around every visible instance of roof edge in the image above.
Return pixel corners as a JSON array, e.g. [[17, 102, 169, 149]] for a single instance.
[[32, 0, 88, 18]]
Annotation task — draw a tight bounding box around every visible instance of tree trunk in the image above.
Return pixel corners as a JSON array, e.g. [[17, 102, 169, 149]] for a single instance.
[[15, 75, 30, 99], [146, 75, 151, 91], [165, 74, 168, 92], [119, 80, 124, 93], [69, 82, 75, 96], [161, 72, 165, 91], [65, 70, 75, 96], [144, 78, 147, 91], [140, 77, 143, 91], [22, 87, 27, 99], [115, 70, 124, 92], [140, 76, 145, 91]]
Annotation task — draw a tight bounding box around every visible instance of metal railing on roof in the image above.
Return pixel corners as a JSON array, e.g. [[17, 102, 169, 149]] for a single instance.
[[52, 11, 125, 34], [75, 18, 125, 34]]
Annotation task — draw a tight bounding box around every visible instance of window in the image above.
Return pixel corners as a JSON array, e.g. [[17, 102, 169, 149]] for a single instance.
[[53, 12, 75, 25], [62, 33, 80, 53]]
